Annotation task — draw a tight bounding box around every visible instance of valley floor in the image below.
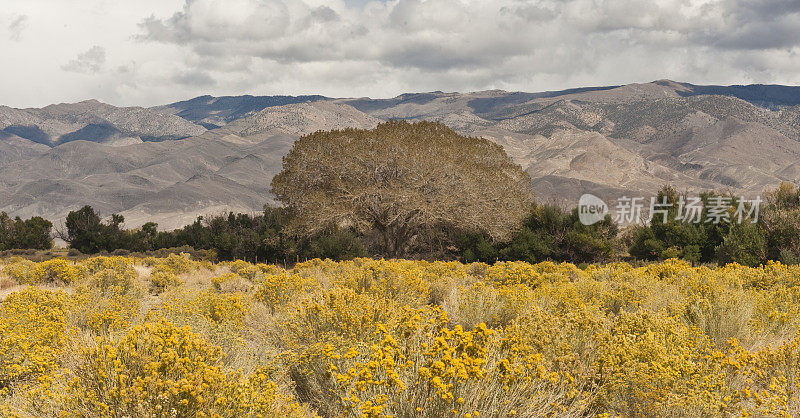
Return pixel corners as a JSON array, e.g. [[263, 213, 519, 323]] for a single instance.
[[1, 255, 799, 416]]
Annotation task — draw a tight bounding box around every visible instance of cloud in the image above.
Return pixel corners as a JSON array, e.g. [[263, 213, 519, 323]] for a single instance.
[[310, 6, 339, 22], [61, 46, 107, 74], [8, 14, 27, 41], [172, 69, 216, 86], [134, 0, 800, 83], [2, 0, 800, 107]]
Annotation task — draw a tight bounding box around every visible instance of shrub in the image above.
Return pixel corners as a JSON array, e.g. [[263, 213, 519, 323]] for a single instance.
[[195, 291, 250, 324], [0, 288, 67, 389], [86, 266, 137, 296], [319, 259, 431, 306], [160, 253, 196, 275], [148, 265, 181, 294], [319, 307, 587, 417], [1, 259, 36, 284], [79, 256, 135, 277], [7, 256, 800, 416], [226, 260, 260, 281], [442, 281, 533, 329], [32, 259, 81, 285], [485, 261, 546, 287], [69, 288, 140, 335], [211, 273, 252, 293], [61, 319, 306, 417], [594, 311, 726, 415], [254, 272, 318, 314]]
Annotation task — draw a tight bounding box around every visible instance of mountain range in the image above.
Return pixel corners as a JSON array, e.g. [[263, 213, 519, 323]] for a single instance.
[[2, 80, 800, 230]]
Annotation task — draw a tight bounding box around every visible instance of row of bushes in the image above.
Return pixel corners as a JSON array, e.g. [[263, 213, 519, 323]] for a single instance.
[[9, 183, 800, 266], [0, 212, 52, 251], [61, 206, 366, 263], [457, 203, 618, 264], [464, 183, 800, 267], [58, 203, 617, 264], [626, 183, 800, 266]]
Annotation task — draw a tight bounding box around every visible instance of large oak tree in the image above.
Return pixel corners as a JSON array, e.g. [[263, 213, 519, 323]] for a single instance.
[[271, 120, 533, 257]]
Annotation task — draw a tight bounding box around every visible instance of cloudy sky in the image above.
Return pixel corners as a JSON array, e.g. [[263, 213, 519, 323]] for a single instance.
[[1, 0, 799, 107]]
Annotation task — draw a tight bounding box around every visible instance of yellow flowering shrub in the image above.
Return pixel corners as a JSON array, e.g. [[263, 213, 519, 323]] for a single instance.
[[140, 253, 197, 274], [0, 288, 66, 389], [195, 291, 250, 324], [285, 287, 405, 350], [148, 264, 181, 294], [0, 401, 19, 417], [1, 259, 36, 284], [225, 260, 261, 281], [31, 259, 81, 285], [85, 265, 137, 295], [254, 272, 319, 313], [60, 319, 303, 417], [6, 255, 800, 416], [507, 302, 606, 382], [66, 261, 143, 335], [68, 287, 140, 335], [443, 281, 534, 328], [79, 256, 135, 277], [86, 295, 139, 334], [320, 307, 586, 417], [485, 261, 547, 287], [211, 272, 252, 293], [257, 263, 287, 275], [293, 258, 431, 306], [157, 289, 250, 325], [594, 311, 727, 416], [160, 253, 197, 274]]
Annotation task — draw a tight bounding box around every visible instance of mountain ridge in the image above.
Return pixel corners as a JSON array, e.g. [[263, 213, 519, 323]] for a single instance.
[[2, 80, 800, 230]]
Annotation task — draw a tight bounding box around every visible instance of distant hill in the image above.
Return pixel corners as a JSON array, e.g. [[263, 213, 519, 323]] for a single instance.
[[0, 100, 206, 146], [152, 94, 329, 129], [2, 80, 800, 229]]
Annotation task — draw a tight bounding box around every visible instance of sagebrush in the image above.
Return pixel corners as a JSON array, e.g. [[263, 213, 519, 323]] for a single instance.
[[1, 256, 800, 416]]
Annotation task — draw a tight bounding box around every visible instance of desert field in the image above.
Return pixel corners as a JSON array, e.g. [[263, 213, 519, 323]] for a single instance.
[[1, 255, 800, 417]]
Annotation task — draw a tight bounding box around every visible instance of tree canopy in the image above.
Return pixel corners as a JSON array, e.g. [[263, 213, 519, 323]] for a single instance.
[[458, 203, 618, 264], [271, 120, 534, 257], [628, 186, 731, 264], [0, 212, 53, 251]]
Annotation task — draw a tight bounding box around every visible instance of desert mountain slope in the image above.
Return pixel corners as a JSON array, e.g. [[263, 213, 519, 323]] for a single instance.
[[223, 101, 382, 137], [3, 80, 800, 230], [0, 100, 206, 146], [335, 82, 800, 204], [0, 133, 50, 166], [152, 94, 329, 129], [0, 101, 379, 229]]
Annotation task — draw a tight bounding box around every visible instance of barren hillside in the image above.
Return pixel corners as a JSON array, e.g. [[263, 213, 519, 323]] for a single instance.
[[2, 80, 800, 229]]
